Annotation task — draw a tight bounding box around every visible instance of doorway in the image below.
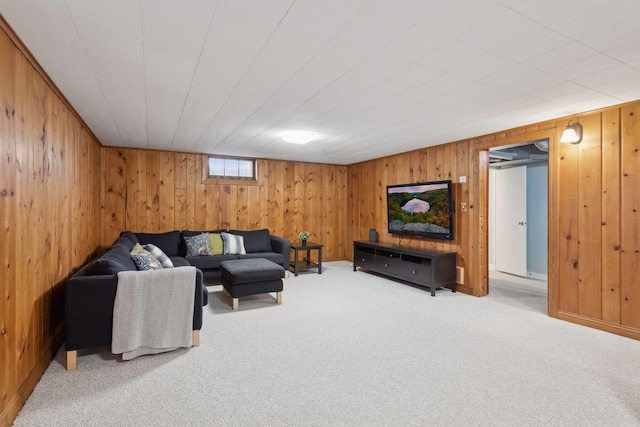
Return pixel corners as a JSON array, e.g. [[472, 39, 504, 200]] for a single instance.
[[487, 140, 548, 313]]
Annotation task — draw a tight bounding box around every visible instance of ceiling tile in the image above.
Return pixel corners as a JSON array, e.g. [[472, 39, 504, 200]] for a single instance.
[[386, 63, 443, 88], [524, 42, 597, 73], [550, 54, 621, 81], [549, 0, 640, 40], [141, 0, 216, 58], [281, 0, 363, 37], [217, 0, 295, 22], [380, 25, 450, 62], [488, 28, 571, 63], [511, 0, 604, 26], [459, 9, 543, 51], [145, 49, 198, 125], [419, 0, 506, 39], [574, 64, 640, 89], [419, 41, 516, 80], [366, 0, 448, 24], [334, 7, 411, 51], [176, 7, 278, 133]]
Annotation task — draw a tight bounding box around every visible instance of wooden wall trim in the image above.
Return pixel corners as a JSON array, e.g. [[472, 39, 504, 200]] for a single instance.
[[0, 14, 101, 144], [557, 310, 640, 341]]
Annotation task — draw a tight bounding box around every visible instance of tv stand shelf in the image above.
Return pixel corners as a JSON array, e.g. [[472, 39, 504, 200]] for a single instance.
[[353, 241, 456, 296]]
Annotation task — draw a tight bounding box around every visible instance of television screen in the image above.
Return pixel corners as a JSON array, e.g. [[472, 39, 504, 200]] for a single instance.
[[386, 180, 454, 240]]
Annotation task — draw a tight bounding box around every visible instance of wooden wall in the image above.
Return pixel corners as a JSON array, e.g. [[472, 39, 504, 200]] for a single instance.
[[100, 148, 348, 261], [347, 142, 472, 293], [347, 101, 640, 340], [0, 21, 102, 426]]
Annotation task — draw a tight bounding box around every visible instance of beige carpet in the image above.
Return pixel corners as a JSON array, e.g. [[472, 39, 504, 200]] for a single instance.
[[13, 261, 640, 426]]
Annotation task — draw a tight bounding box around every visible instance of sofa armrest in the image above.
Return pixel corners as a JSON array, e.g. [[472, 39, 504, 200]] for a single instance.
[[65, 274, 119, 351], [269, 235, 291, 269], [66, 267, 206, 352], [193, 268, 205, 330]]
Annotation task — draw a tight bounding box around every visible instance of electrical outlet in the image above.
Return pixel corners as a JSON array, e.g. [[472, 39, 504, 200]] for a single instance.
[[460, 202, 467, 212]]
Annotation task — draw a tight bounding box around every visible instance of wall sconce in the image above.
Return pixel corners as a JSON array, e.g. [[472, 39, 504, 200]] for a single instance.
[[560, 120, 583, 144]]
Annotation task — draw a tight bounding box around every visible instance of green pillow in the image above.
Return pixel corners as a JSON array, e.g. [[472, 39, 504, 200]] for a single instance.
[[208, 233, 224, 255], [130, 242, 144, 255]]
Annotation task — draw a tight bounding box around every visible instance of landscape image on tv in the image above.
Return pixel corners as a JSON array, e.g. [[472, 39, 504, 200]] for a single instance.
[[387, 183, 451, 236]]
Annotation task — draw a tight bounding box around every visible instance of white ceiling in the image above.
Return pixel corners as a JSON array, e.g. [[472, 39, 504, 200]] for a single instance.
[[2, 0, 640, 165]]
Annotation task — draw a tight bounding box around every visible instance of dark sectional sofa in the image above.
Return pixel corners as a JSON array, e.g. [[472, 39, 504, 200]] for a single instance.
[[65, 228, 290, 370], [135, 229, 291, 280]]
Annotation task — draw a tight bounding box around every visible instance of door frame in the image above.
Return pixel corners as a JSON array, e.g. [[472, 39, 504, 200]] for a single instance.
[[470, 128, 558, 318]]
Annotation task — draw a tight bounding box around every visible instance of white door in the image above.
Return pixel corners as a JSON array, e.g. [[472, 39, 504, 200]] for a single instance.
[[494, 166, 527, 277]]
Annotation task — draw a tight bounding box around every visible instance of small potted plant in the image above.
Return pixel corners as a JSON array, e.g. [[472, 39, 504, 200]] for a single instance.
[[299, 231, 310, 246]]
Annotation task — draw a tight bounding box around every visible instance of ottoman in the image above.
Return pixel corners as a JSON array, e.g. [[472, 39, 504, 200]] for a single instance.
[[220, 258, 285, 310]]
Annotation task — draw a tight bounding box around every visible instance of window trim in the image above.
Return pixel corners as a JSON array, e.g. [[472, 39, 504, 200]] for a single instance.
[[202, 155, 259, 185]]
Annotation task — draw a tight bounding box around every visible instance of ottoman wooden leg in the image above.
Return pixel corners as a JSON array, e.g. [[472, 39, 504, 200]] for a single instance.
[[193, 330, 200, 347], [232, 297, 238, 311], [276, 291, 282, 304]]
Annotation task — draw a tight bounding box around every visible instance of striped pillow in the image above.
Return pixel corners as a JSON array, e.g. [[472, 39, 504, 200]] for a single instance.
[[144, 244, 174, 268], [222, 232, 246, 255]]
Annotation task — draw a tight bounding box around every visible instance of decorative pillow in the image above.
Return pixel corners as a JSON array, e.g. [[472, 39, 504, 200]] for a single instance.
[[184, 233, 211, 257], [131, 249, 163, 271], [144, 243, 174, 268], [208, 233, 224, 255], [130, 242, 144, 255], [229, 229, 272, 253], [222, 232, 246, 255]]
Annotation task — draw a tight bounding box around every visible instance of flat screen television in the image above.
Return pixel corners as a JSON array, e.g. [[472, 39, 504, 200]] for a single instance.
[[386, 180, 454, 240]]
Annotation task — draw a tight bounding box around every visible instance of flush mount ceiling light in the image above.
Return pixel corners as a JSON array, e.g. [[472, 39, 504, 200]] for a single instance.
[[560, 120, 583, 144], [282, 130, 317, 144]]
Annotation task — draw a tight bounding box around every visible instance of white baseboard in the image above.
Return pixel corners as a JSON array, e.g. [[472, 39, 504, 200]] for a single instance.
[[527, 272, 548, 281]]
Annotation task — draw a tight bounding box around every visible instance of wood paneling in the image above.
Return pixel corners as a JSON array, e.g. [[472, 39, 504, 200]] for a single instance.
[[601, 109, 621, 323], [100, 148, 348, 261], [3, 14, 640, 427], [621, 105, 640, 329], [0, 23, 102, 426], [347, 103, 640, 340]]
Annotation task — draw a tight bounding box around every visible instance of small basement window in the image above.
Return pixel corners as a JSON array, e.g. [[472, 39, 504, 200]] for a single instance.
[[207, 156, 256, 181]]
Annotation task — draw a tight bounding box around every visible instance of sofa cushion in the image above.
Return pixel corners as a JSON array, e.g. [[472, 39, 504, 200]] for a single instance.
[[131, 250, 163, 271], [181, 229, 226, 238], [112, 236, 135, 251], [90, 243, 137, 275], [208, 233, 224, 255], [169, 256, 192, 268], [186, 254, 238, 270], [184, 233, 211, 257], [144, 244, 174, 268], [229, 229, 272, 253], [120, 231, 140, 245], [134, 230, 183, 257], [222, 232, 246, 255], [130, 242, 144, 255]]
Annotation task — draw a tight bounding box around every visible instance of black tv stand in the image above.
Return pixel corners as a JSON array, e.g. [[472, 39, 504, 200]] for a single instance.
[[353, 241, 456, 296]]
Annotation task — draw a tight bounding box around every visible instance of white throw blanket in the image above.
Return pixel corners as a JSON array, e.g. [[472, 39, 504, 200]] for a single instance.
[[112, 266, 196, 360]]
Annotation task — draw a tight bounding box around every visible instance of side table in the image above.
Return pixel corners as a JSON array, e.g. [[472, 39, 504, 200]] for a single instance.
[[290, 242, 323, 276]]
